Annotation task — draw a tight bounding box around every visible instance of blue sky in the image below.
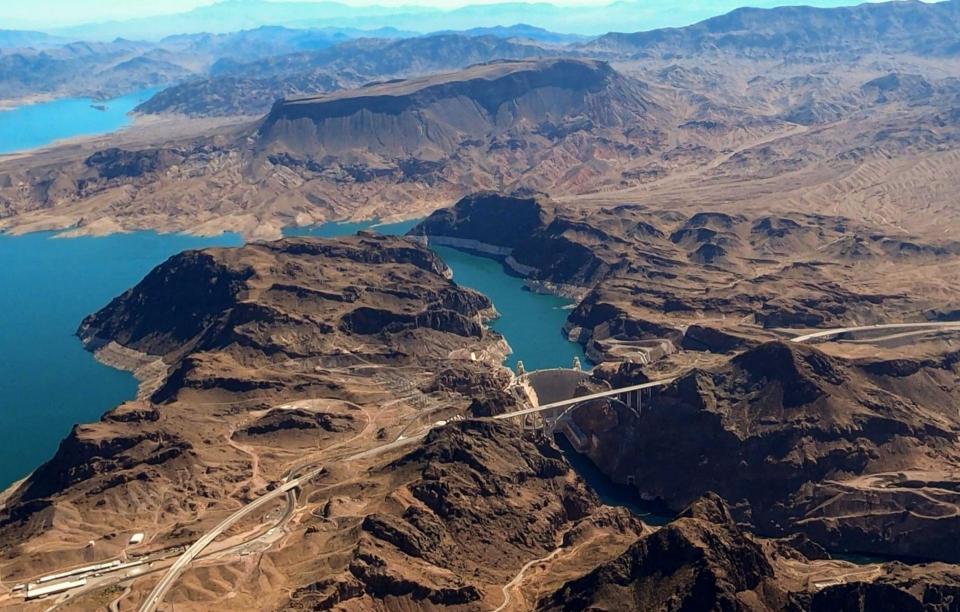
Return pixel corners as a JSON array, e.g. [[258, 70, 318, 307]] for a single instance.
[[1, 0, 899, 29]]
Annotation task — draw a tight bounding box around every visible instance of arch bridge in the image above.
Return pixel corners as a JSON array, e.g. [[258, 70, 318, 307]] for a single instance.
[[495, 360, 675, 448]]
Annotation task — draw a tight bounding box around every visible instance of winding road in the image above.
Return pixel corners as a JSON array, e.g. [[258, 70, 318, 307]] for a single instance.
[[139, 465, 324, 612], [28, 319, 957, 610]]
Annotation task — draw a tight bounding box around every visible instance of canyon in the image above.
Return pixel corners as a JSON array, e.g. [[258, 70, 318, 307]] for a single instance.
[[2, 1, 960, 610]]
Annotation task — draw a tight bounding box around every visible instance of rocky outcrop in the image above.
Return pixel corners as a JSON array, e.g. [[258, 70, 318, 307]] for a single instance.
[[541, 494, 960, 612], [681, 324, 758, 353], [347, 551, 483, 605], [15, 424, 190, 503], [539, 493, 785, 611], [77, 249, 254, 361], [256, 59, 658, 159], [573, 340, 960, 561], [236, 408, 357, 440], [78, 234, 496, 378], [84, 148, 187, 181], [409, 190, 552, 252]]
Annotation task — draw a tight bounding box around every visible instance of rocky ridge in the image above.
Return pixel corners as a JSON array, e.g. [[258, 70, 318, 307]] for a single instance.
[[541, 493, 960, 612], [571, 341, 960, 561], [411, 191, 960, 363]]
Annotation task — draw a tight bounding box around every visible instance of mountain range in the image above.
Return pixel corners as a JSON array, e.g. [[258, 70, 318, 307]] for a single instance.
[[20, 0, 902, 40], [4, 0, 960, 241], [3, 0, 960, 609]]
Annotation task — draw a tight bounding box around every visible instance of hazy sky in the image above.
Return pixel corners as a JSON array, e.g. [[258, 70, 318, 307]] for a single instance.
[[1, 0, 607, 27], [4, 0, 210, 27], [1, 0, 899, 29]]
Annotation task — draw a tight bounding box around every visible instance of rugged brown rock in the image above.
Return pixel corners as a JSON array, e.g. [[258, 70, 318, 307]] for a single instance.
[[540, 494, 960, 612], [571, 341, 960, 561], [539, 493, 787, 611], [283, 419, 643, 610], [0, 234, 649, 611], [411, 191, 960, 364]]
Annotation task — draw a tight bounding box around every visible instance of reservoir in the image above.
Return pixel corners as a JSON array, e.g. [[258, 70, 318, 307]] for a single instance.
[[0, 88, 159, 154], [286, 220, 589, 372], [0, 220, 586, 489], [0, 231, 241, 489]]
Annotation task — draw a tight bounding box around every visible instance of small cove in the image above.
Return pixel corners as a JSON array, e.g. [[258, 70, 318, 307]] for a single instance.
[[0, 88, 160, 155], [0, 219, 586, 489], [285, 219, 589, 371]]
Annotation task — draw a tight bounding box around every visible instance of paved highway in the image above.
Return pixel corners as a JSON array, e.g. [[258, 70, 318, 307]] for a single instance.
[[137, 429, 432, 612], [119, 319, 960, 610], [139, 465, 324, 612], [789, 322, 960, 344]]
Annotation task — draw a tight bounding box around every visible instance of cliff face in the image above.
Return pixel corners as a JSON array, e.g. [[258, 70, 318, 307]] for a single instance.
[[540, 493, 960, 612], [409, 190, 552, 250], [574, 341, 960, 561], [0, 234, 518, 579], [411, 192, 960, 363], [255, 58, 658, 159]]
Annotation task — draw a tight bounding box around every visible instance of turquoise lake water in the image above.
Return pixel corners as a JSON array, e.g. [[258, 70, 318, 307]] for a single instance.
[[0, 220, 585, 489], [0, 88, 159, 154], [430, 245, 587, 372], [285, 220, 589, 372], [0, 231, 241, 489], [0, 93, 611, 517]]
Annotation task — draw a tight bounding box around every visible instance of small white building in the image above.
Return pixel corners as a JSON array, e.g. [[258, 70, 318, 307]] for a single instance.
[[128, 532, 145, 545]]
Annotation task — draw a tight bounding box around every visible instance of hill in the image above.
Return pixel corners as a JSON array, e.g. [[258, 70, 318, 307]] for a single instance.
[[135, 33, 552, 116], [572, 341, 960, 561], [256, 58, 656, 158], [588, 0, 960, 59]]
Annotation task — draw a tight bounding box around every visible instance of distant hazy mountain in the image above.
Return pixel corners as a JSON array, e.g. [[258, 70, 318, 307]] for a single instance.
[[157, 25, 414, 60], [437, 24, 589, 44], [587, 0, 960, 58], [0, 25, 414, 102], [0, 29, 66, 48], [46, 0, 882, 40], [136, 33, 554, 116]]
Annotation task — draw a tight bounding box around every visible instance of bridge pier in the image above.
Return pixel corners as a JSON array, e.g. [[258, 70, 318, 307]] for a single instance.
[[617, 389, 643, 415]]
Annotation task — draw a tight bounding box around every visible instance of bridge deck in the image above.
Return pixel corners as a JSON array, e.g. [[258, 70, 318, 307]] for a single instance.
[[494, 378, 676, 420]]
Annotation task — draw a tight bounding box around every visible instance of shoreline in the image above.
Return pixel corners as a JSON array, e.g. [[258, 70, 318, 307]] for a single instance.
[[0, 92, 58, 111], [0, 110, 153, 160], [0, 86, 161, 112], [0, 99, 249, 163], [0, 475, 29, 510], [86, 339, 169, 400], [417, 234, 591, 300]]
